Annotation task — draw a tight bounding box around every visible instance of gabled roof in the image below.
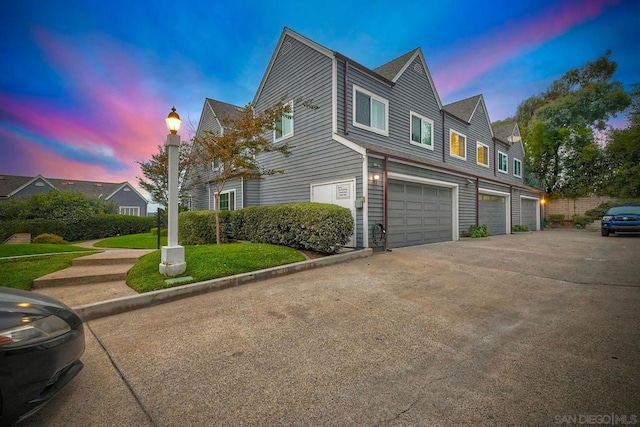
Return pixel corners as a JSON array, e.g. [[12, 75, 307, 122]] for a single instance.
[[443, 94, 494, 137], [492, 120, 521, 144], [0, 174, 146, 201], [206, 98, 244, 125], [374, 49, 419, 81]]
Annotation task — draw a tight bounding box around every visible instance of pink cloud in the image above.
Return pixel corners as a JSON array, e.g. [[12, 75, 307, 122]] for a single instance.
[[432, 0, 623, 98]]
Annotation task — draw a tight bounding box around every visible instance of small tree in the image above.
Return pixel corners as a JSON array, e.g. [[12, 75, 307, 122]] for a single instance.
[[191, 98, 316, 244], [136, 141, 192, 208]]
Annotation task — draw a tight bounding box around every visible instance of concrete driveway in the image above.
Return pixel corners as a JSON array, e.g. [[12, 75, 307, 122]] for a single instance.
[[22, 230, 640, 426]]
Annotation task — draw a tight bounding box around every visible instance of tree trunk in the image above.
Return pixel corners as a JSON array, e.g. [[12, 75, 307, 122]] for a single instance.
[[214, 192, 221, 245]]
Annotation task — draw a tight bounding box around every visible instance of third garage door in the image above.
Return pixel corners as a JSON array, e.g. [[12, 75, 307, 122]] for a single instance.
[[479, 193, 507, 235], [521, 198, 537, 231], [387, 180, 452, 248]]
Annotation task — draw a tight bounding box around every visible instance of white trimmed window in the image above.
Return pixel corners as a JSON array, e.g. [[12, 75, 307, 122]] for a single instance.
[[353, 85, 388, 136], [410, 111, 434, 149], [215, 189, 236, 211], [449, 130, 467, 160], [514, 158, 522, 178], [476, 142, 489, 167], [274, 100, 293, 141], [498, 151, 508, 174], [119, 206, 140, 216]]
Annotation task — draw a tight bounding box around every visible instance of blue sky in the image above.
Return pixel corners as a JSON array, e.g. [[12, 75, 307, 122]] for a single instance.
[[0, 0, 637, 198]]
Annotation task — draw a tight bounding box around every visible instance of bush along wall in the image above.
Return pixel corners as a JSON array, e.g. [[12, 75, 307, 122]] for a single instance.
[[180, 203, 354, 254]]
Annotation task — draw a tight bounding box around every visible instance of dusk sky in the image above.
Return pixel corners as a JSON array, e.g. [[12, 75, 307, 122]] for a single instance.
[[1, 0, 638, 202]]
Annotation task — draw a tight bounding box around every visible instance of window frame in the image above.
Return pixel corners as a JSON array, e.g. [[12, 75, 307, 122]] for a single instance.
[[214, 189, 236, 211], [498, 151, 508, 174], [274, 100, 294, 142], [409, 111, 434, 150], [476, 141, 489, 167], [449, 129, 467, 160], [513, 158, 522, 178], [119, 206, 140, 216], [352, 85, 389, 136]]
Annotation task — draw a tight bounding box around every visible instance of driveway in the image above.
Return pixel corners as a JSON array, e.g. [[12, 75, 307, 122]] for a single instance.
[[22, 230, 640, 426]]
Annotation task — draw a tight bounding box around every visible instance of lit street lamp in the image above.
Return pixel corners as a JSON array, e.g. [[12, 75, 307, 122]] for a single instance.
[[159, 107, 186, 276]]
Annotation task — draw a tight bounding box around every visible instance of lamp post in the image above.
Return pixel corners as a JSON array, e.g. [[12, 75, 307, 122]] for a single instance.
[[159, 106, 186, 276]]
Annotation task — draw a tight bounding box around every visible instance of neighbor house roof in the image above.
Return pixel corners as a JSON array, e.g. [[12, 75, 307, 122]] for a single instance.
[[0, 174, 144, 201], [492, 120, 520, 144], [443, 95, 483, 123], [373, 48, 420, 81], [206, 98, 245, 126]]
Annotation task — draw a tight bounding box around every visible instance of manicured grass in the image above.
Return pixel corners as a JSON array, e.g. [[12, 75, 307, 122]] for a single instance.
[[0, 244, 95, 258], [94, 233, 167, 249], [127, 242, 306, 293], [0, 253, 92, 291]]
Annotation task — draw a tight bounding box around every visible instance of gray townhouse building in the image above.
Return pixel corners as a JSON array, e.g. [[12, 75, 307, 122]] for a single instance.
[[185, 27, 540, 249]]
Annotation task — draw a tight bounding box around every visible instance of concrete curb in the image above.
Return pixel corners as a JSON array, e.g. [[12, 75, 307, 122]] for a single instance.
[[73, 248, 373, 321]]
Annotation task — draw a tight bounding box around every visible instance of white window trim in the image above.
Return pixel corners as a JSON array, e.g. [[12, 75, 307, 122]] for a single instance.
[[352, 84, 389, 136], [476, 141, 490, 168], [274, 100, 294, 142], [514, 158, 522, 178], [119, 206, 140, 216], [498, 151, 508, 174], [213, 189, 237, 211], [409, 111, 434, 150], [449, 129, 467, 160]]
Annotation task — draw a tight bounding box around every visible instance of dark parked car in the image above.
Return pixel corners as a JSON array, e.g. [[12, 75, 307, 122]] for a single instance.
[[0, 288, 85, 426], [601, 204, 640, 236]]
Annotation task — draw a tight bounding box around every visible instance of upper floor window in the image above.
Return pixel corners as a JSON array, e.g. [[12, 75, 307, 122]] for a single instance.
[[274, 100, 293, 141], [353, 85, 388, 136], [410, 112, 434, 149], [514, 158, 522, 178], [449, 130, 466, 160], [498, 151, 508, 174], [477, 142, 489, 167]]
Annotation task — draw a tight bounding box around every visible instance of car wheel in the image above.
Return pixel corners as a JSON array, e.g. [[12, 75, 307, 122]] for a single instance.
[[601, 228, 609, 236]]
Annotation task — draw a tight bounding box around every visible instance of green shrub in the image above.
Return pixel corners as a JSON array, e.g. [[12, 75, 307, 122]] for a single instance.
[[0, 191, 118, 222], [548, 214, 565, 226], [0, 215, 154, 242], [232, 203, 354, 254], [512, 224, 530, 232], [32, 233, 66, 244], [150, 227, 168, 236], [469, 224, 489, 238], [571, 214, 590, 227], [178, 210, 231, 245]]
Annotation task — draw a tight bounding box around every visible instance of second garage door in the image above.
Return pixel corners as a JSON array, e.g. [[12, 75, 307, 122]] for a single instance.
[[387, 180, 452, 248], [521, 198, 538, 231], [479, 193, 507, 235]]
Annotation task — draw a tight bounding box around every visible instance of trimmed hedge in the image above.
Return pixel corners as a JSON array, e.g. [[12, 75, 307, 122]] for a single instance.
[[0, 215, 155, 242], [178, 210, 231, 245], [179, 203, 354, 254]]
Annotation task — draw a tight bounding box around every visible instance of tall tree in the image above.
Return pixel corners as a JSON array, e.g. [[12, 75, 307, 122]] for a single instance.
[[605, 83, 640, 197], [191, 98, 316, 244], [517, 51, 630, 195], [136, 141, 192, 208]]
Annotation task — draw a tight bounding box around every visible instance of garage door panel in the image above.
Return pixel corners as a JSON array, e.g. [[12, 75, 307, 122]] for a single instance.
[[521, 199, 537, 231], [479, 193, 507, 235], [388, 180, 453, 248]]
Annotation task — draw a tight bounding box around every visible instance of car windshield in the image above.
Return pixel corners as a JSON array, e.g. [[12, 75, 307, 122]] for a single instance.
[[608, 206, 640, 215]]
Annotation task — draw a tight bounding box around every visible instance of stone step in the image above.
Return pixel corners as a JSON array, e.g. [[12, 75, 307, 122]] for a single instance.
[[33, 264, 133, 289], [33, 280, 138, 307], [72, 250, 153, 266]]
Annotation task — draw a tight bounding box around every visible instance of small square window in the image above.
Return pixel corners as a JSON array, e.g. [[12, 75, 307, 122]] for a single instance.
[[477, 142, 489, 167], [514, 158, 522, 178], [353, 85, 389, 136], [498, 151, 508, 173], [410, 112, 434, 149], [450, 130, 466, 160]]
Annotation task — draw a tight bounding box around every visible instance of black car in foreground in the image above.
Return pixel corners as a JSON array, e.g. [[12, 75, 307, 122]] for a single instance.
[[0, 288, 85, 426], [601, 204, 640, 236]]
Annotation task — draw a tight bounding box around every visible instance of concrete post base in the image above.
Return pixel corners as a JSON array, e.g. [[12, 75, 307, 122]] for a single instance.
[[159, 245, 186, 277]]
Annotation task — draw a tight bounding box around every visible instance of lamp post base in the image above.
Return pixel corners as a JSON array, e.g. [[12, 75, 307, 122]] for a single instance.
[[159, 245, 186, 277]]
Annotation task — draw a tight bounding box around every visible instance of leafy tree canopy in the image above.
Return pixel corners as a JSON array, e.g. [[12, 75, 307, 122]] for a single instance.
[[136, 141, 191, 208]]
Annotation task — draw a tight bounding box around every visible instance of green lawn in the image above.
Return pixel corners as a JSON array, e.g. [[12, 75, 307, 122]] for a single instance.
[[94, 233, 167, 249], [0, 243, 97, 291], [127, 242, 306, 293]]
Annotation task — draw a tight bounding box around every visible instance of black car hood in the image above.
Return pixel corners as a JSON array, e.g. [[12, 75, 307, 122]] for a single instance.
[[0, 287, 74, 330]]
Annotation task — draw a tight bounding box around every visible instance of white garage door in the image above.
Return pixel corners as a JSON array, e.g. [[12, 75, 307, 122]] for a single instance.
[[387, 180, 453, 248], [479, 194, 507, 235]]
